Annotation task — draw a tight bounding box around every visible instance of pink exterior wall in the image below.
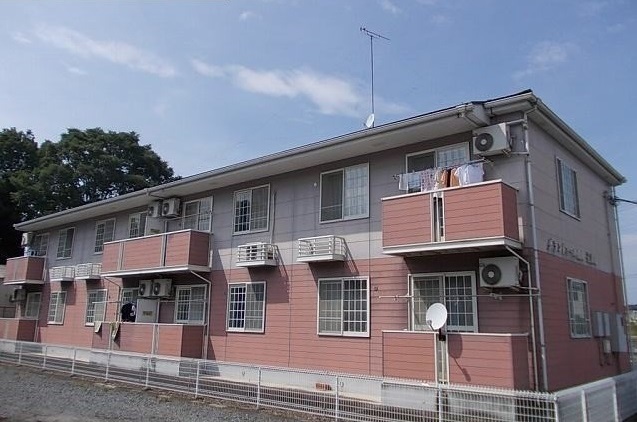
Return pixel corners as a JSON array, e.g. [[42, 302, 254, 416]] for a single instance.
[[0, 318, 37, 341], [4, 257, 45, 283], [382, 331, 436, 380], [382, 194, 432, 247]]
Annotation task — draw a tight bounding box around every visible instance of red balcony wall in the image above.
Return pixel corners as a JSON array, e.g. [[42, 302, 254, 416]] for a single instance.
[[4, 257, 45, 283], [382, 331, 436, 380], [382, 194, 432, 247], [0, 318, 37, 341]]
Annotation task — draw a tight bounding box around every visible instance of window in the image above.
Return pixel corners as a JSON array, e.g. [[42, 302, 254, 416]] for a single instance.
[[175, 285, 206, 324], [47, 291, 67, 324], [31, 233, 49, 256], [24, 292, 41, 318], [128, 212, 147, 238], [94, 219, 116, 253], [227, 282, 266, 332], [56, 228, 75, 259], [320, 164, 369, 222], [234, 186, 269, 234], [121, 288, 139, 305], [406, 144, 469, 193], [85, 289, 107, 325], [557, 158, 580, 218], [410, 272, 477, 332], [567, 278, 591, 338], [318, 277, 369, 336], [183, 197, 212, 231]]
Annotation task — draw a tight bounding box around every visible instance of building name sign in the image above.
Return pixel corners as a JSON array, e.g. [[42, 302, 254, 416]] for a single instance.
[[546, 238, 596, 266]]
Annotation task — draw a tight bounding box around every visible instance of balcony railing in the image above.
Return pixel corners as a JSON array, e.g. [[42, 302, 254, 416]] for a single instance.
[[48, 266, 76, 282], [381, 180, 520, 255], [75, 263, 102, 280], [236, 243, 277, 267], [297, 235, 347, 262], [101, 230, 211, 277], [3, 256, 45, 285]]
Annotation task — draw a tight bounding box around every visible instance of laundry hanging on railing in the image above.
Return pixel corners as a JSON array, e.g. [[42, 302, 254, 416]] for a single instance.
[[396, 161, 485, 192]]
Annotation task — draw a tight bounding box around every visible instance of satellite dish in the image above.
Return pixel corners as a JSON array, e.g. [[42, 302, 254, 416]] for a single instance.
[[425, 302, 448, 330], [365, 113, 375, 128]]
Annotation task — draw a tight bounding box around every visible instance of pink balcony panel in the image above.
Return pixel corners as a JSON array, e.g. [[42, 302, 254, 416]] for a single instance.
[[4, 256, 45, 284], [0, 318, 37, 341]]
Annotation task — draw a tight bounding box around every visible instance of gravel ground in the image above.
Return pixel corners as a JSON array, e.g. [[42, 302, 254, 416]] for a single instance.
[[0, 364, 306, 422]]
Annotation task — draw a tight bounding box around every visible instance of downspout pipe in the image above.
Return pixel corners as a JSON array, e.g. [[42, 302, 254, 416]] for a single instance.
[[190, 270, 211, 361]]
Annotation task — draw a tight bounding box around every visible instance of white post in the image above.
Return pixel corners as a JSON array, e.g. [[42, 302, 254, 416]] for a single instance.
[[256, 367, 262, 409], [17, 341, 23, 365], [335, 375, 340, 421], [71, 348, 77, 376], [145, 356, 151, 388], [195, 360, 200, 399], [612, 382, 619, 422], [105, 352, 111, 382], [580, 390, 588, 422], [42, 345, 47, 369]]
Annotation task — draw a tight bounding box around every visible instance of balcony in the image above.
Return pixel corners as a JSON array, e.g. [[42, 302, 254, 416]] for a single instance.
[[3, 256, 45, 285], [75, 263, 102, 280], [0, 318, 37, 341], [381, 180, 521, 255], [101, 230, 211, 277], [297, 235, 347, 262], [49, 266, 75, 282], [236, 243, 277, 268]]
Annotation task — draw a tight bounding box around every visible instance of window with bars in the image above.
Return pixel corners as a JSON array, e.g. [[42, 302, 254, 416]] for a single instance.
[[56, 228, 75, 259], [121, 288, 139, 305], [567, 278, 591, 338], [320, 164, 369, 222], [128, 212, 147, 238], [85, 289, 107, 325], [406, 144, 469, 193], [31, 233, 49, 256], [183, 197, 212, 231], [94, 219, 116, 253], [318, 277, 369, 337], [175, 285, 206, 324], [410, 272, 477, 332], [233, 186, 269, 234], [227, 282, 266, 332], [47, 291, 67, 324], [24, 292, 41, 318], [557, 158, 580, 218]]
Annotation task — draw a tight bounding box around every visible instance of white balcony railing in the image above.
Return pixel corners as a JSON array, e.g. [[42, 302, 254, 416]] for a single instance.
[[236, 243, 277, 267], [297, 235, 347, 262], [48, 266, 75, 281], [75, 263, 102, 279]]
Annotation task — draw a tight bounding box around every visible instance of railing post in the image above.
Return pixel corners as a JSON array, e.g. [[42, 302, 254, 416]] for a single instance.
[[71, 348, 77, 376], [580, 390, 588, 422], [42, 344, 47, 369], [256, 367, 262, 409], [105, 352, 111, 382], [145, 356, 151, 389], [195, 360, 200, 399], [612, 382, 619, 422], [335, 375, 340, 421], [17, 341, 23, 365]]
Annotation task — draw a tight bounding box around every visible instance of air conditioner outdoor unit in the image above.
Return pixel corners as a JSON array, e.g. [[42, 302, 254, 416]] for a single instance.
[[152, 279, 172, 297], [21, 232, 33, 247], [138, 280, 153, 297], [479, 257, 520, 288], [161, 198, 181, 218], [9, 287, 26, 302], [473, 123, 510, 156], [148, 201, 162, 218]]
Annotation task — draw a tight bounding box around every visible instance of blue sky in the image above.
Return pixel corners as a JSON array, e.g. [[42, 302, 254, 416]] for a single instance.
[[2, 0, 637, 300]]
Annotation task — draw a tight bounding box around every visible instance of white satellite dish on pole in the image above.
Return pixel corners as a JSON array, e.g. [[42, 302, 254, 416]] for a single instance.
[[365, 113, 375, 129], [425, 302, 448, 330]]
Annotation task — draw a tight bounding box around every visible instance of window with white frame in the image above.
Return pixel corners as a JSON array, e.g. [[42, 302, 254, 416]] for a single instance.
[[121, 288, 139, 305], [318, 277, 369, 336], [233, 186, 269, 234], [406, 144, 469, 193], [175, 285, 206, 324], [47, 291, 67, 324], [24, 292, 41, 318], [227, 282, 266, 332], [56, 228, 75, 259], [183, 197, 212, 231], [85, 289, 107, 325], [94, 219, 116, 253], [567, 278, 591, 338], [410, 272, 477, 332], [320, 164, 369, 222], [31, 233, 49, 256], [556, 158, 580, 218], [128, 212, 147, 238]]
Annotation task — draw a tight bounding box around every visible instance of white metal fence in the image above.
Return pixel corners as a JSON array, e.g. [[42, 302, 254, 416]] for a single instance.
[[0, 339, 635, 421]]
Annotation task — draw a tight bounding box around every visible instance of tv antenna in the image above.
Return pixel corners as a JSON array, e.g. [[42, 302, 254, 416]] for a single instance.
[[360, 27, 389, 128]]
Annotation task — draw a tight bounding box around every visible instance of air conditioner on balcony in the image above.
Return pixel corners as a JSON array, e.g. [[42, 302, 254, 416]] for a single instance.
[[139, 280, 153, 297], [21, 232, 33, 247], [473, 123, 510, 156], [152, 279, 172, 297], [148, 201, 162, 218], [9, 287, 26, 302], [479, 257, 520, 288], [162, 198, 181, 218]]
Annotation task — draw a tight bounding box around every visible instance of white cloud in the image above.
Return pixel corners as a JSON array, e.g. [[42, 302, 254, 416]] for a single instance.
[[191, 59, 226, 78], [514, 41, 576, 79], [379, 0, 401, 15], [34, 24, 176, 77], [239, 10, 261, 21], [11, 32, 32, 44], [66, 65, 87, 75], [430, 15, 450, 25]]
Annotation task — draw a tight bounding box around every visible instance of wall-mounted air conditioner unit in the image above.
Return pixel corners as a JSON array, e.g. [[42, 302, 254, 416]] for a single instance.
[[21, 232, 33, 247], [479, 256, 520, 288], [9, 287, 26, 302], [139, 280, 153, 297], [152, 279, 172, 297], [473, 123, 510, 156], [148, 201, 162, 218], [161, 198, 181, 217]]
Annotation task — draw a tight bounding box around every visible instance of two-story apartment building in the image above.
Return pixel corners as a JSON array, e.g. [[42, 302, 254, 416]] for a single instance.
[[2, 90, 629, 392]]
